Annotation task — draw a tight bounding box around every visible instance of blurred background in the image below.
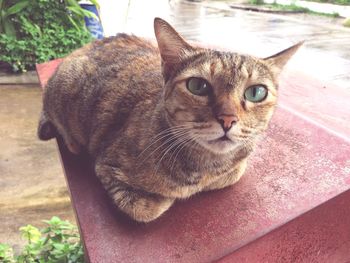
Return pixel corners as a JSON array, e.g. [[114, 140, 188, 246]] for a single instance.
[[0, 0, 349, 255]]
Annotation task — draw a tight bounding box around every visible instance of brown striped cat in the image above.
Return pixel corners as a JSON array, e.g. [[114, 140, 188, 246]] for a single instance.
[[38, 18, 302, 222]]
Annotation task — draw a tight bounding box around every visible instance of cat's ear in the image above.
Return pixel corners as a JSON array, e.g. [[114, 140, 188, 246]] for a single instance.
[[154, 18, 193, 78], [154, 17, 193, 63], [264, 42, 303, 75]]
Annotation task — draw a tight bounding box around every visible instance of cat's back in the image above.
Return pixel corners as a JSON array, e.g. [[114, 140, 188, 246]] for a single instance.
[[89, 33, 160, 69], [43, 34, 163, 152], [44, 33, 162, 114], [47, 34, 161, 89]]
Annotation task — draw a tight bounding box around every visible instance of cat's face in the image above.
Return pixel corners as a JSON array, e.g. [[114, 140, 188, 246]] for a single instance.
[[154, 18, 302, 155], [163, 52, 277, 154]]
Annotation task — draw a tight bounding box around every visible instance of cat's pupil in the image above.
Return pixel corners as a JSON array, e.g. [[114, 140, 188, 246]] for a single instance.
[[252, 87, 257, 97], [245, 85, 267, 103]]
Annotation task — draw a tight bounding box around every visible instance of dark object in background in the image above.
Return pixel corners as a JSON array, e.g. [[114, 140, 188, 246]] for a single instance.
[[0, 61, 12, 73]]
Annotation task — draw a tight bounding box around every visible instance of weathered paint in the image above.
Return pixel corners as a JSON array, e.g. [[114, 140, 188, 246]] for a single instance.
[[218, 189, 350, 262]]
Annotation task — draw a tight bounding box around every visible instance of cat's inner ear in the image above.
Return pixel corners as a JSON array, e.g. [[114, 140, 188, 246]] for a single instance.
[[154, 17, 193, 66], [264, 41, 303, 75]]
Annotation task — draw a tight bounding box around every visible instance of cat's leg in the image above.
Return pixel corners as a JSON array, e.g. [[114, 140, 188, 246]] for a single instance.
[[203, 158, 247, 191], [95, 163, 175, 222]]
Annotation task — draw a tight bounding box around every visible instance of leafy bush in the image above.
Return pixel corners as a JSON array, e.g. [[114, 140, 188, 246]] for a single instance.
[[0, 0, 99, 72], [0, 216, 84, 263]]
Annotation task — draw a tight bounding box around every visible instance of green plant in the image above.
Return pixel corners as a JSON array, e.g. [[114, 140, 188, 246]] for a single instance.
[[0, 0, 99, 72], [249, 0, 265, 5], [0, 0, 30, 37], [0, 244, 15, 263], [0, 216, 84, 263], [64, 0, 99, 30], [304, 0, 350, 5], [269, 3, 310, 11], [249, 1, 342, 17]]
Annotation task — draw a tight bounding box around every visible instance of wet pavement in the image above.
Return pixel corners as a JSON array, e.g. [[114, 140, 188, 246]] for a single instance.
[[0, 85, 75, 249], [1, 0, 349, 250], [118, 0, 350, 88]]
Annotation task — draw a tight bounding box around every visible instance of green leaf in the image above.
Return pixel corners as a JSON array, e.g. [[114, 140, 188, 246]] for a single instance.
[[34, 23, 42, 37], [52, 243, 65, 250], [46, 216, 63, 225], [67, 4, 98, 20], [20, 225, 41, 243], [6, 1, 30, 16], [67, 15, 80, 31], [3, 20, 16, 37], [81, 9, 98, 20], [67, 6, 84, 16], [0, 243, 15, 263], [66, 0, 81, 8]]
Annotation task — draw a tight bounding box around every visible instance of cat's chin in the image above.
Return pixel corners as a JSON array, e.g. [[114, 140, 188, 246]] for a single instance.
[[196, 137, 239, 155]]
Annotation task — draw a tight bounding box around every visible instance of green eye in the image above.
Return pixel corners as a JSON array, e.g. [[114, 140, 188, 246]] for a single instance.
[[186, 77, 211, 96], [244, 85, 268, 102]]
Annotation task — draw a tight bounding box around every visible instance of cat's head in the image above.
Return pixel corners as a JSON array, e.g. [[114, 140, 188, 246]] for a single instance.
[[154, 18, 302, 155]]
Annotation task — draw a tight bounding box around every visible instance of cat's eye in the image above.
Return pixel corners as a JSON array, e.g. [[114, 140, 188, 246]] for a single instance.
[[244, 85, 268, 103], [186, 77, 211, 96]]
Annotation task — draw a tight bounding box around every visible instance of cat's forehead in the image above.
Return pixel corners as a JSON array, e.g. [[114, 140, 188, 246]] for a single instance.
[[176, 50, 272, 86]]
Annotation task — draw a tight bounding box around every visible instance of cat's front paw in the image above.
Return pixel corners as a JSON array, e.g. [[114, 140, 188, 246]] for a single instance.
[[111, 187, 174, 222], [95, 163, 174, 222]]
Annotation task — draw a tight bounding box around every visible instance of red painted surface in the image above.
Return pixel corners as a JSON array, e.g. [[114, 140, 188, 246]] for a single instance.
[[37, 59, 350, 262], [218, 189, 350, 263], [36, 58, 63, 87], [279, 69, 350, 140]]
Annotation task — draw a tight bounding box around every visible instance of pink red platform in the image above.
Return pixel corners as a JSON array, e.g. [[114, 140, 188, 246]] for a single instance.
[[36, 59, 350, 263]]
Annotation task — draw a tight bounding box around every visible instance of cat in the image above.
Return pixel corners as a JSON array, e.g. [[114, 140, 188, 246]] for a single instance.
[[38, 18, 302, 222]]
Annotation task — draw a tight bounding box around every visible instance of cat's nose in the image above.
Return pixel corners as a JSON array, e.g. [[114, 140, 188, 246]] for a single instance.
[[217, 115, 238, 132]]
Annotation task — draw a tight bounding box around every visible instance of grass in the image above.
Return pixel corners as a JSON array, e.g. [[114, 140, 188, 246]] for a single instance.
[[248, 1, 341, 17], [248, 0, 350, 5], [304, 0, 350, 5], [266, 3, 310, 11]]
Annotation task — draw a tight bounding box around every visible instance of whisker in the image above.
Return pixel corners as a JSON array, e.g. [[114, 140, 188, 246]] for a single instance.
[[137, 127, 190, 159], [137, 129, 191, 166], [168, 136, 195, 177], [152, 133, 192, 177]]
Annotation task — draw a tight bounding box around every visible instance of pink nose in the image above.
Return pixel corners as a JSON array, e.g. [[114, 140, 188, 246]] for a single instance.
[[217, 115, 238, 131]]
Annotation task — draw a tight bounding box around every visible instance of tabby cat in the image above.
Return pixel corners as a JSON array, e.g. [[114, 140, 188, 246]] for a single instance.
[[38, 18, 302, 222]]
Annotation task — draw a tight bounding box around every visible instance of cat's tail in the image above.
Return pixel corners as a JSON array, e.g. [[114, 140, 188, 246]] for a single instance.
[[37, 111, 57, 140]]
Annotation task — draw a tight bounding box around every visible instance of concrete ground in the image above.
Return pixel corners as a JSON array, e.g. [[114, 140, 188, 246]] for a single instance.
[[0, 85, 75, 250], [1, 0, 349, 250]]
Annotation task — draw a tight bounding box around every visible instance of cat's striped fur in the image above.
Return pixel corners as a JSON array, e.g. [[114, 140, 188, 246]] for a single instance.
[[38, 18, 301, 222]]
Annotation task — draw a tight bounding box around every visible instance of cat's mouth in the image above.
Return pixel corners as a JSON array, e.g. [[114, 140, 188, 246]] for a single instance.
[[196, 134, 239, 154], [219, 135, 231, 141], [208, 135, 232, 144]]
